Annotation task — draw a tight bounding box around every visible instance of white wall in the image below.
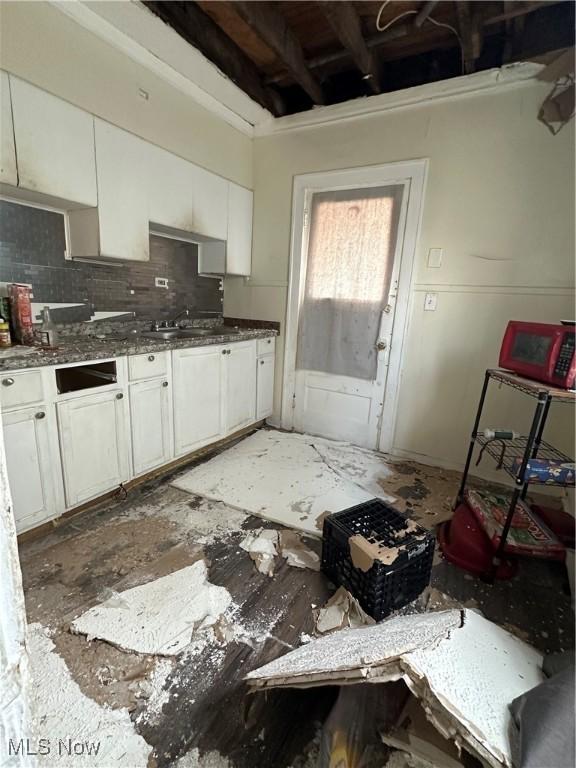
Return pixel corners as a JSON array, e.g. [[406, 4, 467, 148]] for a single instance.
[[225, 79, 575, 469], [0, 0, 252, 187]]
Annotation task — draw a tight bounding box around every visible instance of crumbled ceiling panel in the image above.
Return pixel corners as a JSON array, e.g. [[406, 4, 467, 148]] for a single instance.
[[246, 609, 544, 768]]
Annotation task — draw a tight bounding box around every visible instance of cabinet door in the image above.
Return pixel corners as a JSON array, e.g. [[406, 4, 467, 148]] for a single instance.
[[10, 75, 97, 206], [225, 340, 256, 434], [0, 71, 17, 186], [191, 165, 228, 240], [173, 346, 224, 456], [256, 355, 274, 420], [147, 143, 195, 231], [3, 406, 58, 533], [129, 377, 173, 476], [94, 119, 149, 261], [57, 389, 129, 508], [226, 183, 253, 276]]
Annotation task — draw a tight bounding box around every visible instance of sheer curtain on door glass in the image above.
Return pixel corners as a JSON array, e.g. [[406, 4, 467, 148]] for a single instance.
[[296, 185, 403, 381]]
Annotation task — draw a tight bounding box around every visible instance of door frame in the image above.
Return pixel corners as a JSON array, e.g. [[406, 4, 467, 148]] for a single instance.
[[281, 159, 428, 453]]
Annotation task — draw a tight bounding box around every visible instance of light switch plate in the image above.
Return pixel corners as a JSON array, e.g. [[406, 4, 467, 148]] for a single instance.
[[155, 277, 169, 289], [424, 293, 437, 311], [427, 248, 443, 268]]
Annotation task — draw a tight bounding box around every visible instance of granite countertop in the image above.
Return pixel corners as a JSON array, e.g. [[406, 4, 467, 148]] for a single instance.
[[0, 327, 278, 372]]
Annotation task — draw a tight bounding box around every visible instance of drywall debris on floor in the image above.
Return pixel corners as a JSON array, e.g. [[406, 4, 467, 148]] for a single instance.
[[246, 609, 544, 768], [172, 747, 231, 767], [71, 561, 232, 656], [172, 430, 374, 535], [279, 530, 320, 571], [315, 586, 374, 634], [27, 623, 151, 767], [240, 529, 279, 576]]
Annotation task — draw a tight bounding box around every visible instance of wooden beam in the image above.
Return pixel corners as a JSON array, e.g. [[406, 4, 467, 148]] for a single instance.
[[233, 1, 325, 105], [455, 1, 484, 74], [143, 1, 284, 115], [414, 1, 440, 29], [317, 1, 381, 94]]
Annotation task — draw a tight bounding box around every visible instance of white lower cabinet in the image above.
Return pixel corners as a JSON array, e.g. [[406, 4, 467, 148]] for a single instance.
[[129, 377, 173, 476], [257, 355, 275, 420], [57, 388, 129, 508], [2, 405, 58, 533], [225, 340, 256, 433], [173, 345, 225, 457]]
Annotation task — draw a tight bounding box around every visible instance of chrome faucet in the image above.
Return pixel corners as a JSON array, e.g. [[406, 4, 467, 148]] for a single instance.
[[150, 308, 221, 332]]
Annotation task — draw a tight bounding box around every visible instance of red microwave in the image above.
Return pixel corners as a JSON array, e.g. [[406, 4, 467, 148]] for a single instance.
[[499, 321, 576, 389]]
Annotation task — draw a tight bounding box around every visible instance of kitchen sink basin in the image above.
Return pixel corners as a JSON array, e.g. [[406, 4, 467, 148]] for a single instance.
[[141, 326, 242, 341]]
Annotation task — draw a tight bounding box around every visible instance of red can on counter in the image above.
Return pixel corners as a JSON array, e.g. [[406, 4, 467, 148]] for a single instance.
[[9, 283, 35, 345]]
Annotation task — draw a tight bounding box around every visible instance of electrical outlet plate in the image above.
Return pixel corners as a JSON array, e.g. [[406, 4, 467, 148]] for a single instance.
[[155, 277, 169, 289], [424, 293, 437, 311]]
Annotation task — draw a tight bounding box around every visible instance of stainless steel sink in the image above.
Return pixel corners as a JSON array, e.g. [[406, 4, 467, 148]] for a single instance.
[[141, 328, 180, 341], [141, 326, 242, 341], [176, 328, 217, 337]]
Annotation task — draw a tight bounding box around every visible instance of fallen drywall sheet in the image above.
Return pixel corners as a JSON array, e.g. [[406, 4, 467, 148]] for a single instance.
[[71, 561, 232, 656], [240, 529, 279, 576], [28, 623, 151, 767], [171, 430, 387, 535], [246, 610, 544, 768], [315, 587, 374, 634]]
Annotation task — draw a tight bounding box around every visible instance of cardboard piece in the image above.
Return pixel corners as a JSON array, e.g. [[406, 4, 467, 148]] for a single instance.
[[381, 695, 467, 768], [349, 534, 399, 571], [315, 587, 375, 634], [279, 530, 320, 571], [246, 610, 544, 768]]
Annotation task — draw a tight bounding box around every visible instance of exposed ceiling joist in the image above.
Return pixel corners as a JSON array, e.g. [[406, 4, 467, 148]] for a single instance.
[[143, 1, 283, 115], [456, 1, 484, 74], [233, 1, 325, 105], [317, 1, 381, 94]]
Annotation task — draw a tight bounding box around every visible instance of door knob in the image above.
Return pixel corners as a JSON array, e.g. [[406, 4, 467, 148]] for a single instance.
[[35, 411, 45, 419], [260, 360, 265, 365], [2, 377, 14, 387], [222, 349, 227, 355], [148, 355, 155, 362], [162, 381, 169, 387], [116, 392, 124, 399]]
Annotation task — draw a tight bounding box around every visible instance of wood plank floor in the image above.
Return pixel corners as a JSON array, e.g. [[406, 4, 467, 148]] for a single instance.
[[17, 448, 575, 767]]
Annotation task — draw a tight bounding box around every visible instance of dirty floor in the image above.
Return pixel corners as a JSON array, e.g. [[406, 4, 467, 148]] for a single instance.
[[18, 428, 575, 767]]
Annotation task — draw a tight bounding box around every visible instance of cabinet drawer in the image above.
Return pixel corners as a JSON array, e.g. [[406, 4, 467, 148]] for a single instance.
[[0, 370, 44, 410], [128, 351, 169, 382], [257, 337, 275, 356]]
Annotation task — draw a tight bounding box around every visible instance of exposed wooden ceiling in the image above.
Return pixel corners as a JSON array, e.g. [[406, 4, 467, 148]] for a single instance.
[[144, 1, 575, 116]]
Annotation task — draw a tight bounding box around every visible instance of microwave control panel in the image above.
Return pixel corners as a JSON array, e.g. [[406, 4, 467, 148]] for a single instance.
[[553, 332, 575, 378]]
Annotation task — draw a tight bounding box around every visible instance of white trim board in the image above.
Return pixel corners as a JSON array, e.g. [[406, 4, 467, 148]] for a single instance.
[[281, 159, 428, 454]]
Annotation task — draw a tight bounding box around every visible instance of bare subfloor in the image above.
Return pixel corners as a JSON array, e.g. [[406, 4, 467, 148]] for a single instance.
[[18, 437, 574, 768]]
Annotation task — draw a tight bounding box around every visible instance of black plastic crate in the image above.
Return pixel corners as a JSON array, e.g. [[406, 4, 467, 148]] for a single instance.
[[321, 499, 435, 621]]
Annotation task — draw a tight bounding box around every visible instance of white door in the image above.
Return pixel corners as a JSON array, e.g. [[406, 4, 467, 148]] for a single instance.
[[10, 75, 97, 206], [284, 162, 426, 450], [257, 355, 274, 420], [173, 346, 224, 456], [0, 71, 17, 186], [57, 389, 129, 507], [129, 378, 173, 476], [3, 406, 57, 532], [225, 340, 256, 433]]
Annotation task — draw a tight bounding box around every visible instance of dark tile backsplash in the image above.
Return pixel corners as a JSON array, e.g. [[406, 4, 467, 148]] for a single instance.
[[0, 200, 222, 324]]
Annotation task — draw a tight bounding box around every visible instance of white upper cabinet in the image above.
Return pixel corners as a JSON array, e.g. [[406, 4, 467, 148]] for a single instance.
[[226, 183, 253, 276], [191, 165, 228, 241], [9, 75, 97, 206], [95, 120, 149, 261], [68, 120, 149, 261], [147, 143, 195, 232], [0, 71, 17, 186]]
